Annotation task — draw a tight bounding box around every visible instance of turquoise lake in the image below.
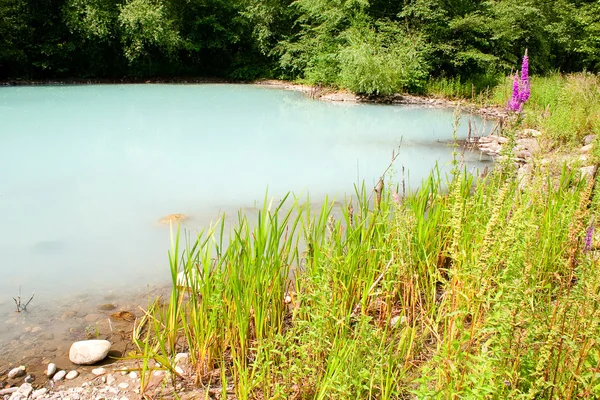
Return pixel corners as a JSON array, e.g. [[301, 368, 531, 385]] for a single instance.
[[0, 84, 492, 316]]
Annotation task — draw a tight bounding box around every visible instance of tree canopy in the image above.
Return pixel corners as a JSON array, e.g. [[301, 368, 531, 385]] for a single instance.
[[0, 0, 598, 93]]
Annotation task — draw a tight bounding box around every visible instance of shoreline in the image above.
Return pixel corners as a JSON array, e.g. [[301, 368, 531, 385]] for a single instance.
[[1, 77, 509, 121]]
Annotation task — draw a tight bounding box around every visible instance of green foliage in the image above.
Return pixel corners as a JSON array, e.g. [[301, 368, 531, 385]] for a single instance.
[[425, 72, 501, 99], [137, 157, 600, 398], [117, 0, 180, 63], [1, 0, 600, 82], [492, 73, 600, 144], [338, 20, 428, 94]]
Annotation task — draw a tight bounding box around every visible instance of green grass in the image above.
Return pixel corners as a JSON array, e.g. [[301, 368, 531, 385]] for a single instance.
[[133, 73, 600, 399], [491, 73, 600, 144], [424, 73, 502, 100]]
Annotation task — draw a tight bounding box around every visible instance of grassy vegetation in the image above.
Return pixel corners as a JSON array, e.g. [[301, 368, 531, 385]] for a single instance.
[[424, 73, 502, 100], [134, 73, 600, 399], [490, 73, 600, 144]]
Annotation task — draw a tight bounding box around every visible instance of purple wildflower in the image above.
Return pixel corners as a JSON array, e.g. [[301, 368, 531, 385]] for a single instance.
[[584, 224, 594, 252], [507, 74, 522, 112], [519, 49, 530, 103], [506, 49, 531, 112]]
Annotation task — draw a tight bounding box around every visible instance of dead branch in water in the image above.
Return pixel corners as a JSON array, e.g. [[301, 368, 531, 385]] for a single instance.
[[13, 286, 35, 313]]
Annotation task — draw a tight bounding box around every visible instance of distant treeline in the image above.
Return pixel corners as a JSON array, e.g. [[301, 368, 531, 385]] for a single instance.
[[1, 0, 598, 94]]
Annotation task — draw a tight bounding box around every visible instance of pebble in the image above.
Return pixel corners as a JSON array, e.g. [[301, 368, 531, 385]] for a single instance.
[[390, 315, 407, 328], [8, 383, 32, 400], [152, 370, 165, 377], [30, 326, 42, 333], [128, 371, 138, 379], [98, 303, 116, 311], [106, 374, 116, 385], [118, 382, 129, 389], [175, 366, 184, 375], [23, 374, 34, 383], [52, 370, 66, 381], [7, 366, 26, 379], [31, 388, 47, 399], [66, 370, 79, 380], [84, 313, 103, 323], [46, 363, 57, 377], [92, 367, 107, 376], [69, 339, 111, 365], [0, 388, 18, 395], [40, 333, 54, 341]]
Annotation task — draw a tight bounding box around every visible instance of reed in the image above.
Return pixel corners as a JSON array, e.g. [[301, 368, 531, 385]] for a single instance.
[[134, 73, 600, 398]]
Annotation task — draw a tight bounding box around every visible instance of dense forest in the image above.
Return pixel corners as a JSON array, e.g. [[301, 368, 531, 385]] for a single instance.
[[1, 0, 599, 93]]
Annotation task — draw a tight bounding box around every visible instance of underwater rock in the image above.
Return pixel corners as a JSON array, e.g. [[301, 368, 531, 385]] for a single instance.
[[158, 214, 188, 225]]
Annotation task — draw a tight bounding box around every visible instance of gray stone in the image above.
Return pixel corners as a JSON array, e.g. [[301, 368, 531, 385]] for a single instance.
[[516, 138, 541, 154], [580, 166, 596, 180], [46, 363, 56, 377], [584, 134, 596, 146], [7, 366, 26, 379], [23, 374, 34, 383], [580, 144, 594, 154], [69, 340, 111, 365], [52, 370, 66, 381]]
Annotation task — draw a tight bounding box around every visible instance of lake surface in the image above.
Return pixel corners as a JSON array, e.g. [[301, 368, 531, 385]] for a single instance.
[[0, 84, 491, 327]]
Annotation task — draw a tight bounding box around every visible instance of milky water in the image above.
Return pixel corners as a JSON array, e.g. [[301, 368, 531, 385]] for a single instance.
[[0, 84, 492, 343]]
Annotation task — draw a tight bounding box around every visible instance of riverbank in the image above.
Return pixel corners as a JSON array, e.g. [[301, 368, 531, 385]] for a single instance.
[[255, 79, 509, 120]]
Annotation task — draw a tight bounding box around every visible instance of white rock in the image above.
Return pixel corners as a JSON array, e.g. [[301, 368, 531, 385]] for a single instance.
[[66, 370, 79, 380], [584, 134, 596, 145], [128, 371, 138, 379], [69, 340, 111, 365], [7, 366, 26, 379], [92, 367, 107, 376], [175, 366, 184, 375], [152, 370, 165, 377], [31, 388, 48, 399], [118, 382, 129, 389], [0, 388, 18, 395], [522, 128, 541, 137], [106, 374, 116, 385], [580, 144, 594, 154], [8, 383, 33, 400], [52, 370, 67, 381], [46, 363, 57, 377], [390, 315, 407, 328], [24, 374, 35, 383], [580, 166, 596, 180], [174, 353, 188, 365]]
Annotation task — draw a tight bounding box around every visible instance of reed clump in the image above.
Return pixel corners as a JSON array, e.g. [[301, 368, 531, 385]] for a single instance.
[[133, 161, 600, 398], [134, 72, 600, 398]]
